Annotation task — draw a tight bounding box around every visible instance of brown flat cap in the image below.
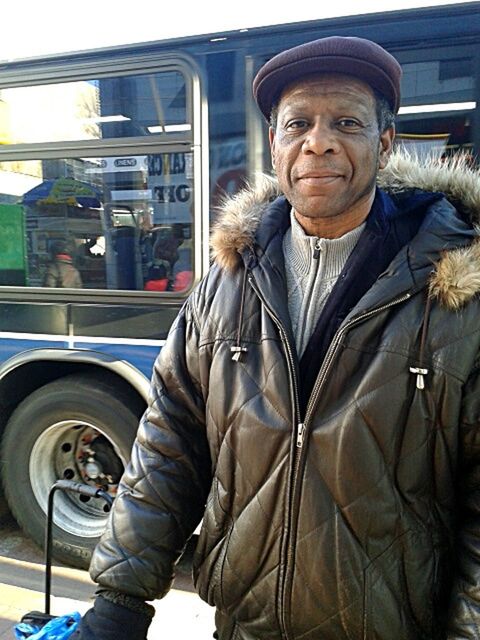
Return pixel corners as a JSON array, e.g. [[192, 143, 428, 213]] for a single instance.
[[253, 36, 402, 120]]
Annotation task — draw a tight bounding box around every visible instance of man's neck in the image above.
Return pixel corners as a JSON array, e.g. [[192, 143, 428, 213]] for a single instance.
[[294, 190, 375, 238]]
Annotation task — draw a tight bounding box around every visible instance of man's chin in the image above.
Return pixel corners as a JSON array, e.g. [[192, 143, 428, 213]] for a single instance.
[[291, 199, 338, 220]]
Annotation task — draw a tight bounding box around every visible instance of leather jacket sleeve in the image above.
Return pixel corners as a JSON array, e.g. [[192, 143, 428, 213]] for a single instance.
[[447, 365, 480, 638], [88, 295, 212, 601]]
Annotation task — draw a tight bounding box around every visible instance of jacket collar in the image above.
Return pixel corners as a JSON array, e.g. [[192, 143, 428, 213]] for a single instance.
[[210, 151, 480, 310]]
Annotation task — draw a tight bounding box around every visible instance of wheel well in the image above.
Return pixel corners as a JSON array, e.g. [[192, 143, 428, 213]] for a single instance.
[[0, 361, 147, 438]]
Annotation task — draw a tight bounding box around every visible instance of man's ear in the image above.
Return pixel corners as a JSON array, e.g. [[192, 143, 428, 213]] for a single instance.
[[269, 126, 276, 170], [379, 126, 395, 170]]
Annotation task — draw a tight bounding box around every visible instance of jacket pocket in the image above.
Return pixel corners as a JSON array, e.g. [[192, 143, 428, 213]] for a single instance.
[[193, 477, 233, 607], [363, 529, 434, 640]]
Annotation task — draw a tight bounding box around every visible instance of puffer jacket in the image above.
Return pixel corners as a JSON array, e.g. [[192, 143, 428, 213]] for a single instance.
[[90, 152, 480, 640]]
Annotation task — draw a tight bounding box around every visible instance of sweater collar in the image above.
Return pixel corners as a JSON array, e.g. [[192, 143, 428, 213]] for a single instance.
[[285, 208, 365, 279]]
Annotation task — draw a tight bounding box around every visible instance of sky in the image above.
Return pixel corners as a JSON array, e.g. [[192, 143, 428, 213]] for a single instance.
[[2, 0, 478, 61]]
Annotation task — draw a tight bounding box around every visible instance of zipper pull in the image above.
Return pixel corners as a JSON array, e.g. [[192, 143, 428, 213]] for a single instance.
[[409, 366, 429, 390], [296, 423, 305, 448], [313, 239, 321, 260], [231, 346, 248, 362]]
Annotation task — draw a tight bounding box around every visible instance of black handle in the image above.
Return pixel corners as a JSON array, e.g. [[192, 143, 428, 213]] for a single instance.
[[44, 480, 114, 614], [52, 479, 114, 505]]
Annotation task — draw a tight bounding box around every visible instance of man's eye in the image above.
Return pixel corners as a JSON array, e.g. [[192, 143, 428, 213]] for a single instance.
[[285, 119, 307, 130], [337, 118, 361, 128]]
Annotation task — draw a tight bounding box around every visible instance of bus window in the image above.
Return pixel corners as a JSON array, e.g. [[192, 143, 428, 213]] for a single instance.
[[395, 51, 475, 158], [0, 70, 189, 145], [0, 152, 194, 292]]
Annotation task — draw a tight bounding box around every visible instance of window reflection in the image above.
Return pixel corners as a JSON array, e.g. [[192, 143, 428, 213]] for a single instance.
[[396, 56, 475, 157], [0, 70, 187, 145], [0, 154, 194, 293]]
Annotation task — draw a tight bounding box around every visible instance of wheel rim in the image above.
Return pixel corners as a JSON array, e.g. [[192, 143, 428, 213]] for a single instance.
[[29, 420, 126, 538]]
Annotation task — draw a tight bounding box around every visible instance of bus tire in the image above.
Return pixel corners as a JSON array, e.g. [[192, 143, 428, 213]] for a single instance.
[[0, 373, 142, 569]]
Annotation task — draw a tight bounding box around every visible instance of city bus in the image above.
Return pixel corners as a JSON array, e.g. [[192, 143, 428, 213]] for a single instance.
[[0, 2, 479, 568]]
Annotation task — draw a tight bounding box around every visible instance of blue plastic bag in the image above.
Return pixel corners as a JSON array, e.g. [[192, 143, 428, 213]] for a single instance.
[[14, 612, 80, 640]]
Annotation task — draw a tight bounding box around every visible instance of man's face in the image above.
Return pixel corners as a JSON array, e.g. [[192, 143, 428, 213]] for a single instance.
[[269, 74, 394, 222]]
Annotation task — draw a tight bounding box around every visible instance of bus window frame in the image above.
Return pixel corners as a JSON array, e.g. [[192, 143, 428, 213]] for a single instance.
[[0, 52, 209, 303], [245, 54, 268, 187]]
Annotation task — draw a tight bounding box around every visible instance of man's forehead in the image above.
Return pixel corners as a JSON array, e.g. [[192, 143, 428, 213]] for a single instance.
[[278, 73, 376, 108]]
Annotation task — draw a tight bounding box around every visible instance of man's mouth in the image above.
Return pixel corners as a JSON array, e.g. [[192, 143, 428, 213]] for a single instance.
[[297, 172, 342, 185]]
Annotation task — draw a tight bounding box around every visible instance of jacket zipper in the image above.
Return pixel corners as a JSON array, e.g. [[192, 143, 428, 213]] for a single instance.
[[303, 292, 412, 427], [298, 239, 322, 356], [249, 270, 412, 639], [247, 273, 302, 438], [280, 291, 413, 639], [247, 273, 302, 640]]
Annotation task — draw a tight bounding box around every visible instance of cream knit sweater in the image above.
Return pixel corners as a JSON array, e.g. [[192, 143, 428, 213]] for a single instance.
[[283, 210, 365, 357]]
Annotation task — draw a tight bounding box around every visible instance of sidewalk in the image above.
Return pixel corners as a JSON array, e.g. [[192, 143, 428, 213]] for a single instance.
[[0, 579, 216, 639]]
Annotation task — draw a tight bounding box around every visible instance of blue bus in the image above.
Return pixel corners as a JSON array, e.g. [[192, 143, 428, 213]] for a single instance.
[[0, 2, 478, 568]]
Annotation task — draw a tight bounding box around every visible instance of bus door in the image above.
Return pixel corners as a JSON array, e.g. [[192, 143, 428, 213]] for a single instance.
[[0, 51, 209, 569]]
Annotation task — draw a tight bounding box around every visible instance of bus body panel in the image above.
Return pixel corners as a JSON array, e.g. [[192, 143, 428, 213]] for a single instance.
[[0, 2, 478, 567]]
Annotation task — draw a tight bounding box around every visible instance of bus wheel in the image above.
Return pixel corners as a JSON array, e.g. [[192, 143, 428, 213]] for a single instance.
[[1, 373, 142, 569]]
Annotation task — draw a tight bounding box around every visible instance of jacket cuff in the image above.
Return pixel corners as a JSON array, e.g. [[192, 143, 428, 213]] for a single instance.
[[72, 595, 153, 640], [96, 589, 155, 617]]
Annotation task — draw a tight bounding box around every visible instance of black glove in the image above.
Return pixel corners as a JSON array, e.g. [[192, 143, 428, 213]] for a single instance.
[[72, 595, 153, 640]]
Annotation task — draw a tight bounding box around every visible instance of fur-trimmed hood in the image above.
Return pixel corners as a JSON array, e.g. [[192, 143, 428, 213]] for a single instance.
[[210, 151, 480, 310]]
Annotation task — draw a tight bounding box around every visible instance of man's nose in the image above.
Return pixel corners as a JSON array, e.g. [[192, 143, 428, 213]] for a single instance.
[[302, 123, 339, 155]]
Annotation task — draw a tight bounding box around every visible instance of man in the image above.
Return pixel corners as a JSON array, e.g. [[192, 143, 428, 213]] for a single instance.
[[44, 241, 82, 288], [76, 37, 480, 639]]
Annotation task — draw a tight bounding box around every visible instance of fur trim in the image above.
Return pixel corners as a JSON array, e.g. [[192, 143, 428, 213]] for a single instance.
[[378, 150, 480, 223], [210, 151, 480, 309], [210, 174, 279, 271], [379, 151, 480, 309], [430, 240, 480, 310]]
